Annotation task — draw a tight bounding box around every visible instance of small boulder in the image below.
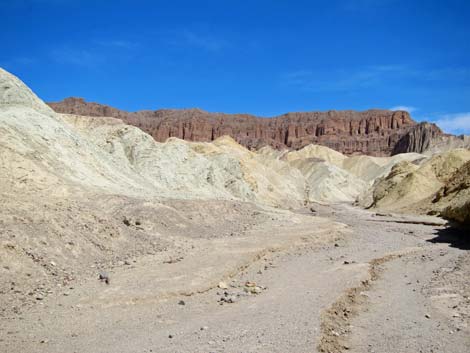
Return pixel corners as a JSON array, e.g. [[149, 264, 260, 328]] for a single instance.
[[99, 272, 110, 285]]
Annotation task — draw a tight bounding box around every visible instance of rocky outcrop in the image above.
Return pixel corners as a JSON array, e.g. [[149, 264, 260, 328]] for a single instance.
[[392, 122, 470, 156], [392, 122, 443, 154], [0, 68, 55, 117], [420, 134, 470, 156], [49, 97, 420, 156], [433, 160, 470, 225]]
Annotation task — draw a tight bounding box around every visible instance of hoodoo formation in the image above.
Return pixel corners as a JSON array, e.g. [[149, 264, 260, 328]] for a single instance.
[[49, 97, 430, 156]]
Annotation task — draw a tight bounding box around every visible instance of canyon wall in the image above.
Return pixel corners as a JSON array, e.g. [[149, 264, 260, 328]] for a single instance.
[[49, 97, 438, 156]]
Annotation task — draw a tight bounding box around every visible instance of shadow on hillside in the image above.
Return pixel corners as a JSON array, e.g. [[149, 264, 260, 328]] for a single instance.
[[427, 225, 470, 251]]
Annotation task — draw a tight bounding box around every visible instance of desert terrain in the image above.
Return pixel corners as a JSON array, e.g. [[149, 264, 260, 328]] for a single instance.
[[1, 68, 469, 353]]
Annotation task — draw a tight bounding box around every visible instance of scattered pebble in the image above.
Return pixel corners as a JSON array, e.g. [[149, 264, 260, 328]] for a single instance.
[[99, 272, 110, 285], [244, 286, 263, 294], [219, 295, 237, 304]]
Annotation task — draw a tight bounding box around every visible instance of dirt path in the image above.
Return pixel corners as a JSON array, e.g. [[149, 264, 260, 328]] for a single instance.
[[1, 204, 468, 353], [314, 204, 470, 353]]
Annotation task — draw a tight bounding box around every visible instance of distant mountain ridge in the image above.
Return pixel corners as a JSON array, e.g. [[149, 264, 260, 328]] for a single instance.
[[49, 97, 451, 156]]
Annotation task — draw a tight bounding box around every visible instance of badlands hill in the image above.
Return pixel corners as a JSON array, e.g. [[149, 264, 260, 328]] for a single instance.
[[1, 66, 469, 306], [2, 67, 468, 219], [1, 67, 316, 315], [363, 149, 470, 216], [0, 67, 419, 207], [434, 160, 470, 224]]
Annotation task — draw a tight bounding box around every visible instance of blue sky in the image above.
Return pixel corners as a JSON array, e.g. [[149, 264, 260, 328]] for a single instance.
[[1, 0, 469, 134]]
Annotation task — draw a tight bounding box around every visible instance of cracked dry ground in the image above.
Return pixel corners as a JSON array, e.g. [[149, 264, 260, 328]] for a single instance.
[[1, 204, 469, 353]]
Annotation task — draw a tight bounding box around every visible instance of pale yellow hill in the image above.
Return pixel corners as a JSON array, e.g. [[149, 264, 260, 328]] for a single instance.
[[343, 153, 425, 182], [283, 144, 347, 167], [428, 160, 470, 224], [367, 149, 470, 213]]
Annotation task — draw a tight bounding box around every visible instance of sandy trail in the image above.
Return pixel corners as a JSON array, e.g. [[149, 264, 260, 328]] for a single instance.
[[315, 205, 469, 353], [1, 205, 469, 353]]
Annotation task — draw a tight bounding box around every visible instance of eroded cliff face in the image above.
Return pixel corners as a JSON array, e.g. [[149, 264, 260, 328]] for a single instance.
[[48, 97, 419, 156], [392, 122, 470, 156], [392, 122, 443, 154]]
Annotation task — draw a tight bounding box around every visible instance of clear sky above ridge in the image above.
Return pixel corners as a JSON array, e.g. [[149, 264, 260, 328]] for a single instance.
[[1, 0, 469, 134]]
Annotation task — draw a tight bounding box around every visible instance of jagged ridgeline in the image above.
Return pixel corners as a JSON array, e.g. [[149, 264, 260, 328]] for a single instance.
[[1, 67, 469, 223], [49, 97, 467, 156]]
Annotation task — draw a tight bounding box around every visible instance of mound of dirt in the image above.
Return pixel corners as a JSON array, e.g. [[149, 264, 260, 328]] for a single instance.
[[283, 144, 348, 167], [365, 149, 470, 215], [0, 68, 55, 116], [418, 149, 470, 182], [367, 161, 434, 210], [281, 144, 426, 203], [189, 136, 306, 207], [432, 161, 470, 224], [343, 153, 425, 183], [287, 158, 366, 203]]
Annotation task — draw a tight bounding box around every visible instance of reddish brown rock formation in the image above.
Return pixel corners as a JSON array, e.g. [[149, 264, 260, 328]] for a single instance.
[[392, 122, 444, 154], [48, 97, 432, 156], [393, 122, 470, 155]]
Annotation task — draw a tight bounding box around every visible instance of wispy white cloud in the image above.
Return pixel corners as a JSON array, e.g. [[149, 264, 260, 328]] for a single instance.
[[164, 30, 229, 52], [0, 56, 36, 70], [282, 65, 470, 93], [94, 39, 136, 49], [422, 67, 470, 82], [183, 31, 228, 52], [282, 70, 314, 85], [50, 38, 137, 67], [433, 113, 470, 135], [281, 65, 409, 92], [340, 0, 399, 12], [50, 47, 105, 67], [390, 105, 417, 113]]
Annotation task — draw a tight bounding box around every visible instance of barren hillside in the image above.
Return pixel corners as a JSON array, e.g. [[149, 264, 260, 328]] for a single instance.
[[1, 68, 469, 353]]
